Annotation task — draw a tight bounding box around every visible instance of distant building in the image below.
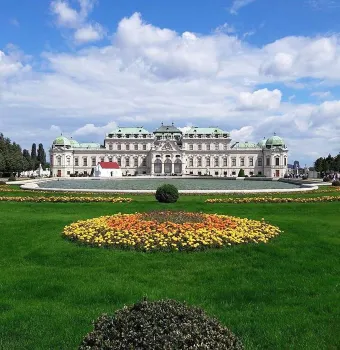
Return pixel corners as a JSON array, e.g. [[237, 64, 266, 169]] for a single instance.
[[50, 124, 288, 178], [94, 162, 122, 177]]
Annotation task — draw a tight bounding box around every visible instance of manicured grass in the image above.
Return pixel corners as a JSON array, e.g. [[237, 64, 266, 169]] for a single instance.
[[0, 198, 339, 349]]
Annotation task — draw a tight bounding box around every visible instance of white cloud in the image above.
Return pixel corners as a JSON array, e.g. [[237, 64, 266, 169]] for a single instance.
[[72, 121, 117, 136], [51, 0, 80, 28], [230, 0, 256, 14], [2, 12, 340, 165], [307, 0, 340, 10], [238, 88, 282, 110], [230, 126, 254, 141], [50, 0, 105, 44], [311, 91, 332, 99], [214, 23, 236, 34], [74, 24, 105, 43]]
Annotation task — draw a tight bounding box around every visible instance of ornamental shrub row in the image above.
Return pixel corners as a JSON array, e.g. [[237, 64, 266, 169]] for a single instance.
[[206, 195, 340, 204], [0, 196, 132, 203]]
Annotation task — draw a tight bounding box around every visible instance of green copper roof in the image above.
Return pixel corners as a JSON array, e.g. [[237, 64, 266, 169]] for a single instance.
[[154, 124, 182, 133], [186, 127, 228, 135], [53, 136, 71, 146], [70, 139, 80, 147], [110, 127, 150, 134], [266, 135, 285, 147], [236, 142, 258, 148], [78, 143, 101, 149], [257, 138, 267, 148]]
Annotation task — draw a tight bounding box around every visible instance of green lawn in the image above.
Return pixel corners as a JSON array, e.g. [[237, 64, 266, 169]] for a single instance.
[[0, 197, 339, 349]]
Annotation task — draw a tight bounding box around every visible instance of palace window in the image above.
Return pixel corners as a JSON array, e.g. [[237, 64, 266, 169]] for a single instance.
[[232, 158, 236, 166], [57, 157, 61, 166], [258, 158, 262, 166], [126, 157, 130, 167], [266, 157, 270, 166], [206, 157, 211, 167], [117, 158, 121, 166], [66, 157, 70, 166], [223, 158, 227, 167], [214, 157, 219, 167], [284, 158, 287, 166], [108, 157, 113, 162], [215, 143, 219, 150], [206, 144, 210, 151], [143, 144, 147, 150], [240, 158, 245, 166], [83, 157, 88, 166], [198, 144, 202, 150], [197, 158, 202, 167], [134, 158, 138, 167], [142, 158, 147, 166], [91, 157, 96, 166], [109, 144, 113, 150], [74, 157, 79, 166], [117, 144, 121, 150], [126, 144, 130, 151], [134, 144, 138, 150], [275, 157, 280, 166], [249, 157, 254, 166], [100, 157, 104, 162], [189, 158, 193, 167], [189, 144, 193, 150], [223, 144, 228, 150]]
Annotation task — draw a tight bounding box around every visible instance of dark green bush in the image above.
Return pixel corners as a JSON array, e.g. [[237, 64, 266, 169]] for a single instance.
[[8, 175, 16, 182], [0, 181, 7, 185], [79, 299, 244, 350], [238, 169, 245, 177], [332, 180, 340, 186], [155, 184, 179, 203], [323, 177, 331, 182]]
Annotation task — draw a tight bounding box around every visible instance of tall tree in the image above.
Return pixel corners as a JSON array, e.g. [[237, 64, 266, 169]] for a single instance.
[[37, 143, 46, 168], [22, 149, 32, 171], [31, 143, 37, 170], [0, 153, 5, 173], [314, 157, 323, 172]]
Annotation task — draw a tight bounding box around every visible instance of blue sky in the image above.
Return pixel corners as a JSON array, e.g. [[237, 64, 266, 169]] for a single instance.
[[1, 0, 340, 165]]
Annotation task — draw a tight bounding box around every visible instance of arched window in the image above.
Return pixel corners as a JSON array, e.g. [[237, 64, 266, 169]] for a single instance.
[[164, 158, 172, 174], [174, 159, 182, 174], [154, 159, 162, 174]]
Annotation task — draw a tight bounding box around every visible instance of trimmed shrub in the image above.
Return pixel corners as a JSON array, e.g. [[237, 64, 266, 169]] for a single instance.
[[8, 175, 16, 182], [155, 184, 179, 203], [332, 180, 340, 186], [79, 299, 244, 350], [323, 177, 331, 182], [0, 181, 7, 186], [238, 169, 245, 177]]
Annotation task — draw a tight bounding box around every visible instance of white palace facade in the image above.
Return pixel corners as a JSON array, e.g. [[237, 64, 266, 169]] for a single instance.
[[50, 124, 288, 178]]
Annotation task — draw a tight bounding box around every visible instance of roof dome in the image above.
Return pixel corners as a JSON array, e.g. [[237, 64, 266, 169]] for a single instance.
[[257, 138, 267, 148], [266, 134, 285, 147], [53, 136, 71, 146], [70, 138, 79, 147]]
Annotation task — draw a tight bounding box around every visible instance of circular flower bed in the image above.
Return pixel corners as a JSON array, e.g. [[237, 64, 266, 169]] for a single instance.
[[63, 211, 281, 252]]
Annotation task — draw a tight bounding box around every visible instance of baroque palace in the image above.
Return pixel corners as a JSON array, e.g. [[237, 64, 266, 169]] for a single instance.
[[50, 124, 288, 178]]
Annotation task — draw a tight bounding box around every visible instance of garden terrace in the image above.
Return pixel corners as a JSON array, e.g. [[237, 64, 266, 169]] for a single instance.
[[0, 188, 339, 349]]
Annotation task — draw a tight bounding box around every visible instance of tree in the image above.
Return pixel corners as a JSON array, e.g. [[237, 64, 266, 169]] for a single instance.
[[31, 143, 37, 170], [0, 153, 6, 173], [22, 149, 32, 171], [238, 169, 245, 177], [314, 157, 323, 172], [37, 143, 46, 168]]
